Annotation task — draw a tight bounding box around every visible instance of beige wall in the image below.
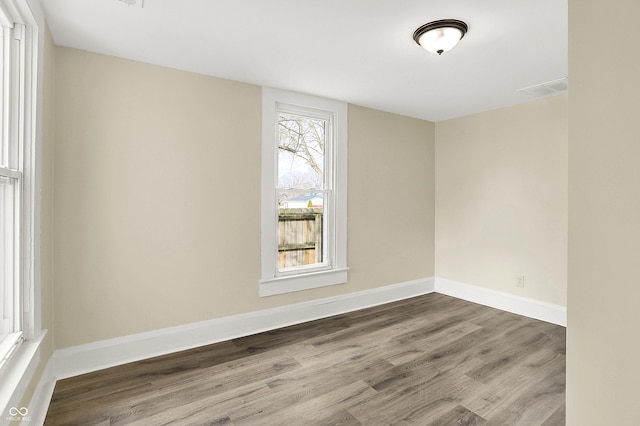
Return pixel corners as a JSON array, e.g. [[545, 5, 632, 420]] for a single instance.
[[435, 95, 568, 306], [567, 1, 640, 423], [349, 105, 435, 287], [53, 47, 436, 349]]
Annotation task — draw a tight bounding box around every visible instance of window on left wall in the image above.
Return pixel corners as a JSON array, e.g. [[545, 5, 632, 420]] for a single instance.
[[0, 1, 37, 370]]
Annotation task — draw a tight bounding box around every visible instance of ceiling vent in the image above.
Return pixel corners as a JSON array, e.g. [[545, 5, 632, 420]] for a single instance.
[[117, 0, 144, 7], [518, 77, 568, 98]]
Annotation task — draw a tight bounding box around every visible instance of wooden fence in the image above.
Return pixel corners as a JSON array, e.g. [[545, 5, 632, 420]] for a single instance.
[[278, 208, 323, 269]]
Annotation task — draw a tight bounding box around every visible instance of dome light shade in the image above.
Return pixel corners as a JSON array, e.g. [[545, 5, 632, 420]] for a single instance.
[[413, 19, 468, 55]]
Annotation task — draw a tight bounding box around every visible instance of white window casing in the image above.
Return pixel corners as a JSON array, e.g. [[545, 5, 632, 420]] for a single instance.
[[260, 88, 348, 297], [0, 0, 39, 369]]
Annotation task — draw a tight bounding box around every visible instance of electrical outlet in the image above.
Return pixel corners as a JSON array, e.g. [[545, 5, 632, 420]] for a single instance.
[[516, 275, 525, 288]]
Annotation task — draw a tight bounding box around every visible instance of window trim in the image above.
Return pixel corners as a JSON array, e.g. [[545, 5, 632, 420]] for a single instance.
[[260, 88, 347, 297], [0, 0, 39, 362], [0, 0, 44, 415]]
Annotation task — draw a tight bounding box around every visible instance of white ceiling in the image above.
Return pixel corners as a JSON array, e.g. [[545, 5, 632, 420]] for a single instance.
[[41, 0, 568, 122]]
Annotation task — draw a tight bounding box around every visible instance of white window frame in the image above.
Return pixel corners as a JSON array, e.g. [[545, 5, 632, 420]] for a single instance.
[[260, 87, 347, 297], [0, 0, 39, 371]]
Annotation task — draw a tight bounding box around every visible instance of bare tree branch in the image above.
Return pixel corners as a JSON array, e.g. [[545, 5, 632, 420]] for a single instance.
[[278, 114, 325, 184]]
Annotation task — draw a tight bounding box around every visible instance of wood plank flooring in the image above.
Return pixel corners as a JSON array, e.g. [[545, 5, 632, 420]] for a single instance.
[[44, 293, 566, 425]]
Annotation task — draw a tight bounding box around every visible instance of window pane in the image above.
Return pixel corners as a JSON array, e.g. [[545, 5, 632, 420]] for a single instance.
[[277, 191, 325, 270], [277, 113, 326, 190], [0, 175, 17, 341], [277, 112, 329, 271], [7, 27, 21, 169]]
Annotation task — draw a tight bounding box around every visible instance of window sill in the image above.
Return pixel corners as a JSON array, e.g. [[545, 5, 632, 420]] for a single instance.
[[260, 267, 348, 297], [0, 330, 47, 417]]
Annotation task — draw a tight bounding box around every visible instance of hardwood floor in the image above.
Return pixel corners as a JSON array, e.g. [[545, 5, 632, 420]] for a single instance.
[[44, 293, 566, 425]]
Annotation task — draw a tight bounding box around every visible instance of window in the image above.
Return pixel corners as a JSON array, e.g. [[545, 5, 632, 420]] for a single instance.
[[277, 109, 328, 271], [260, 88, 347, 296], [0, 1, 37, 370]]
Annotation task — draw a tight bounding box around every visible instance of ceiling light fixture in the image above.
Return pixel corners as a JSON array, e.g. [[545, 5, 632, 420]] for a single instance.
[[413, 19, 468, 56]]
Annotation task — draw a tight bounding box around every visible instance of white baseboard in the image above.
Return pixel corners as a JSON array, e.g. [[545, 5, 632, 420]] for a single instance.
[[32, 275, 567, 421], [51, 276, 566, 381], [27, 356, 56, 426], [434, 277, 567, 326], [53, 277, 435, 380]]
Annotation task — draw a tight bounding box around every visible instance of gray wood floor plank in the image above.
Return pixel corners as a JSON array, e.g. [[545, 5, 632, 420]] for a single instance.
[[541, 403, 566, 426], [431, 404, 487, 425], [237, 381, 376, 426], [44, 293, 566, 425]]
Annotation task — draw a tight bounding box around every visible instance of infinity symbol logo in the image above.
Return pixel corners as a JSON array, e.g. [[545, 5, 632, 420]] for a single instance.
[[9, 407, 28, 416]]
